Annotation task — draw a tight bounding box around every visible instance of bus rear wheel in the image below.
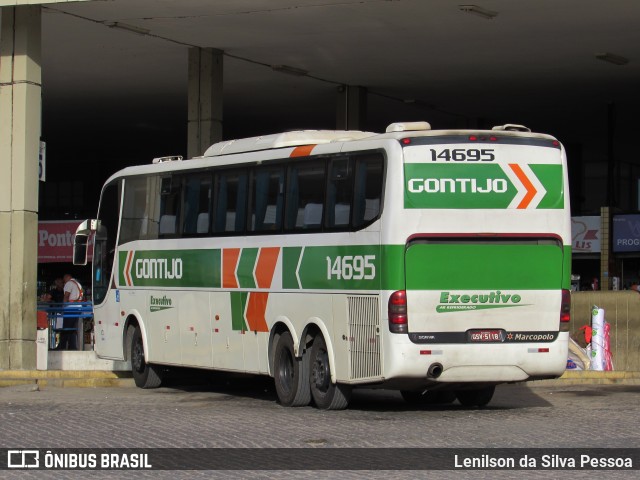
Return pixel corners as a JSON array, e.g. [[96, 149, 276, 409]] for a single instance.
[[130, 326, 163, 389], [273, 331, 311, 407], [455, 385, 495, 407], [309, 335, 351, 410]]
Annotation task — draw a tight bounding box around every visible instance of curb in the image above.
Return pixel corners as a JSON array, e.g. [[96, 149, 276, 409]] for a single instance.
[[1, 370, 640, 389], [0, 370, 134, 388], [526, 371, 640, 387]]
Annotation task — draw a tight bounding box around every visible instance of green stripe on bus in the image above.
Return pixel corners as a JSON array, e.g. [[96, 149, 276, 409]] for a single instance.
[[119, 249, 221, 288], [283, 245, 401, 290], [405, 243, 564, 290], [282, 247, 303, 289], [116, 243, 569, 292], [237, 248, 258, 288], [404, 163, 516, 209], [231, 291, 248, 331], [283, 245, 382, 290], [381, 244, 405, 291], [531, 164, 564, 209], [403, 163, 564, 209], [118, 251, 128, 286]]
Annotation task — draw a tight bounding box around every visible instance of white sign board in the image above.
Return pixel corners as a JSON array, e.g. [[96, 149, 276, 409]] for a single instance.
[[571, 216, 600, 254]]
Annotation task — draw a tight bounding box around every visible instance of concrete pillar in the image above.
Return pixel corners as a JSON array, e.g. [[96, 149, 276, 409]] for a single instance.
[[336, 85, 367, 130], [187, 47, 223, 158], [0, 6, 41, 370]]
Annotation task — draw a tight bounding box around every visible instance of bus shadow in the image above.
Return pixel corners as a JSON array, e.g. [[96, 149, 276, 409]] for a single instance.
[[159, 367, 278, 403], [156, 368, 553, 411], [347, 384, 554, 412]]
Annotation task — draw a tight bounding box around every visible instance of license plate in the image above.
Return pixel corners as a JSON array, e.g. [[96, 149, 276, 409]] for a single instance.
[[468, 329, 504, 342]]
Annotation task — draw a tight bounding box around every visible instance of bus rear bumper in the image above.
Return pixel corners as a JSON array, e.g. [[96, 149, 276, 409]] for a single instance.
[[382, 332, 569, 385], [437, 365, 530, 383]]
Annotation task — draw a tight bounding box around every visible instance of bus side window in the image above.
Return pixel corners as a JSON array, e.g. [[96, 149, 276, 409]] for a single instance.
[[120, 176, 158, 244], [286, 161, 325, 230], [181, 174, 212, 235], [214, 169, 247, 234], [158, 176, 181, 237], [250, 167, 284, 232], [364, 198, 380, 221], [140, 176, 161, 240], [325, 157, 353, 229], [353, 153, 383, 228]]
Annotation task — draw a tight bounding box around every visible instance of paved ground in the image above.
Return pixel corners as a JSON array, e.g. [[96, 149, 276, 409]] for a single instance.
[[1, 371, 639, 479]]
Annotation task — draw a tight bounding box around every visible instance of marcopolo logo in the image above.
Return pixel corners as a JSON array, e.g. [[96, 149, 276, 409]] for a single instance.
[[437, 291, 527, 313], [149, 295, 174, 313]]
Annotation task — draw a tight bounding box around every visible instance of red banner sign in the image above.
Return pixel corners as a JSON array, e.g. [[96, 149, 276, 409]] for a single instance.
[[38, 221, 85, 263]]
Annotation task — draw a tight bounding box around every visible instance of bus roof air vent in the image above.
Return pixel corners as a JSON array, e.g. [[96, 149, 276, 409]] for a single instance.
[[204, 130, 375, 157], [385, 121, 431, 133], [152, 155, 183, 164], [492, 124, 531, 132]]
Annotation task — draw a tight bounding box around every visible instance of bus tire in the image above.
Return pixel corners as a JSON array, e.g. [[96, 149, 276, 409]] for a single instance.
[[273, 331, 311, 407], [309, 335, 351, 410], [455, 385, 495, 408], [131, 326, 163, 389]]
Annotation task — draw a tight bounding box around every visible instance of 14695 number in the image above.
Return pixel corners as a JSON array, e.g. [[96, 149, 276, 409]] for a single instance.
[[430, 148, 495, 162], [326, 255, 376, 281]]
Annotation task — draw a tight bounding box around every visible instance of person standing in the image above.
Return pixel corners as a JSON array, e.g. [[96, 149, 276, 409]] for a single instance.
[[63, 274, 84, 303], [51, 277, 64, 303], [59, 274, 84, 350]]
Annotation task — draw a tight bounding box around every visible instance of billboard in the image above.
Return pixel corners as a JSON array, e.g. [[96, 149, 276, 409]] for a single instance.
[[571, 216, 600, 254], [612, 215, 640, 253], [38, 220, 84, 263]]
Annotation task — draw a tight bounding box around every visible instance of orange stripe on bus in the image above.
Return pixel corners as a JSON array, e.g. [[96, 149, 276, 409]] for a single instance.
[[246, 292, 269, 332], [223, 248, 241, 288], [509, 163, 537, 209], [125, 251, 134, 286], [290, 145, 316, 157], [255, 247, 280, 289]]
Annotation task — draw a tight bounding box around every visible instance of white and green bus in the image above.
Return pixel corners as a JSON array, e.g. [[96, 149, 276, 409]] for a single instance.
[[74, 121, 571, 409]]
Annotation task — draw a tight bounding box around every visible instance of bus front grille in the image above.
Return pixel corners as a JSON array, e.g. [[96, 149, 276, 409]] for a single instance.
[[347, 295, 382, 380]]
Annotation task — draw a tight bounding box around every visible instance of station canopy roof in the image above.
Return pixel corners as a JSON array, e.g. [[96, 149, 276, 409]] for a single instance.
[[4, 0, 640, 143]]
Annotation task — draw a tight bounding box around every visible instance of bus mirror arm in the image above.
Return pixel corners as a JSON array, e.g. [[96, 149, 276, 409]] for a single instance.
[[75, 219, 101, 235]]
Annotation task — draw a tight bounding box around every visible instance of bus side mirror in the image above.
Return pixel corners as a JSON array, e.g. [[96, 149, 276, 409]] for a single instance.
[[73, 219, 100, 266], [73, 234, 89, 266], [75, 219, 100, 236]]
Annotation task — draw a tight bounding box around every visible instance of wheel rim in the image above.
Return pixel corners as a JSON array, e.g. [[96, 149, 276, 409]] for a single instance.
[[278, 348, 294, 395], [312, 347, 330, 393], [132, 340, 144, 373]]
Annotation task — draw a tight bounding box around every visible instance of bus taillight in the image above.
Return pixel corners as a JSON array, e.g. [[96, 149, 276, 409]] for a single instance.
[[389, 290, 408, 333], [560, 289, 571, 331]]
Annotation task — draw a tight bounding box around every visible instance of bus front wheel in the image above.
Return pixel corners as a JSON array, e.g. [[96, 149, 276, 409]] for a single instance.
[[273, 331, 311, 407], [309, 335, 351, 410], [130, 326, 163, 389]]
